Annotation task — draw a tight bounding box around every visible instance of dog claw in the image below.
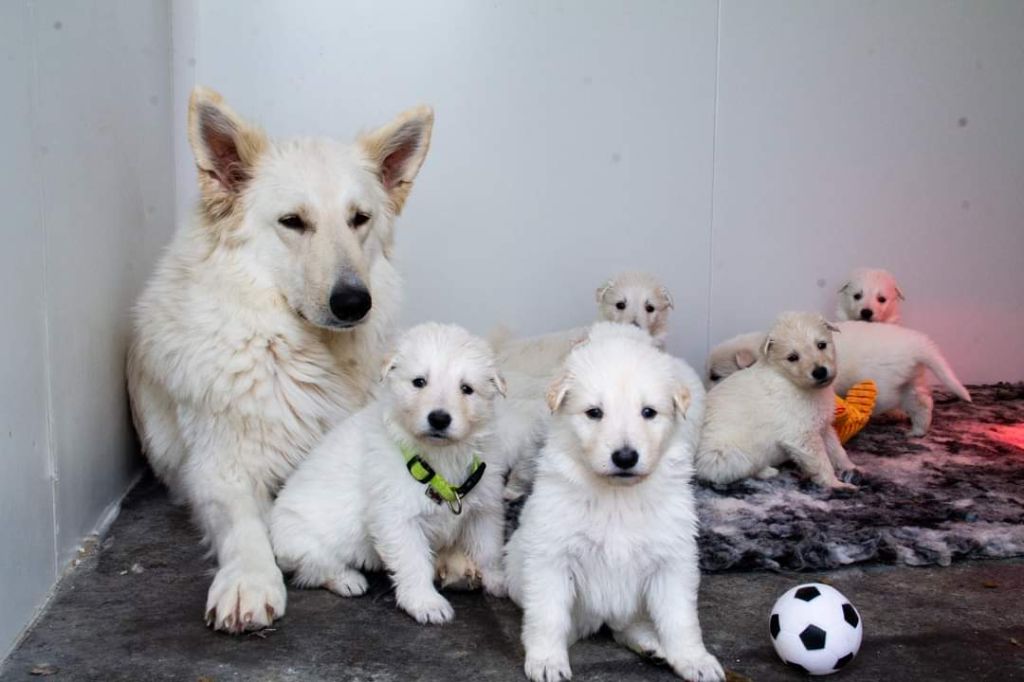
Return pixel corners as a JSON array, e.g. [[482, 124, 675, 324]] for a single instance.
[[266, 605, 276, 620]]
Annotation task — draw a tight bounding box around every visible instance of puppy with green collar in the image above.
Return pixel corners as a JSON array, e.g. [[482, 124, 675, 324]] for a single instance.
[[270, 323, 507, 624]]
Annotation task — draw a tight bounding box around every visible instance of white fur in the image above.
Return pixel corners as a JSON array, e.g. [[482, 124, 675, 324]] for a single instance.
[[836, 267, 904, 323], [127, 87, 432, 632], [833, 320, 971, 436], [495, 271, 673, 383], [506, 329, 721, 682], [270, 324, 507, 624], [705, 331, 763, 387], [696, 312, 855, 489]]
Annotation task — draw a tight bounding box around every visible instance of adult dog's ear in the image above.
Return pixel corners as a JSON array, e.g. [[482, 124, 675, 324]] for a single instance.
[[188, 86, 267, 219], [546, 372, 571, 413], [672, 384, 692, 419], [735, 349, 757, 369], [360, 105, 434, 215]]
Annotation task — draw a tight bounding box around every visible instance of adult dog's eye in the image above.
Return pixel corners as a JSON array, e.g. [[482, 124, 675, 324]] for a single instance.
[[641, 407, 657, 420], [278, 214, 307, 231], [787, 353, 799, 362], [615, 301, 626, 311], [877, 295, 887, 303], [461, 384, 474, 395], [709, 372, 721, 382], [585, 407, 603, 420], [412, 377, 427, 388], [350, 211, 371, 229], [817, 341, 827, 350], [853, 292, 862, 301], [645, 304, 655, 313]]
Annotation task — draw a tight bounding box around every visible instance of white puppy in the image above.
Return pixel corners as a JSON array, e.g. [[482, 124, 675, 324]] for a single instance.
[[696, 312, 855, 489], [705, 331, 764, 386], [506, 326, 722, 682], [833, 321, 971, 436], [836, 267, 904, 323], [595, 271, 674, 348], [270, 323, 507, 624], [496, 271, 674, 383]]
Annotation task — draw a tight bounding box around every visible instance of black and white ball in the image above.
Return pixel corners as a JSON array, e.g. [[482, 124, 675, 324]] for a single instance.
[[769, 583, 863, 675]]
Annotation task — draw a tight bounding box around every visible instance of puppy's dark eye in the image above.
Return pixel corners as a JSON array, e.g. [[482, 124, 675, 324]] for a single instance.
[[412, 377, 427, 388], [278, 214, 307, 231], [585, 407, 603, 420], [877, 295, 887, 303], [641, 407, 657, 420], [787, 353, 799, 362], [817, 341, 827, 350], [645, 304, 655, 313], [709, 372, 721, 382], [350, 211, 371, 229], [615, 301, 626, 311], [461, 384, 474, 395], [853, 292, 862, 301]]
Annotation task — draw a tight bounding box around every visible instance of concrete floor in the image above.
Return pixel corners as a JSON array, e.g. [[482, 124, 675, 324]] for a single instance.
[[3, 475, 1023, 681]]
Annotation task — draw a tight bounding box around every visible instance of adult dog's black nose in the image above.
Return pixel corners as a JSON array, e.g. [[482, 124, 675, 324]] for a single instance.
[[329, 284, 372, 323], [812, 366, 829, 382], [611, 447, 639, 470], [427, 410, 452, 431], [860, 308, 873, 320]]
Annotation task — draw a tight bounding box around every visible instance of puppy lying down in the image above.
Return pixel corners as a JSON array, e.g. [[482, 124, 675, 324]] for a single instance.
[[696, 312, 856, 489], [270, 323, 507, 624], [506, 323, 722, 682]]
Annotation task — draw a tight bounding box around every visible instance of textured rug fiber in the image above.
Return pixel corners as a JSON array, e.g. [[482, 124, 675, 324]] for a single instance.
[[697, 383, 1024, 572]]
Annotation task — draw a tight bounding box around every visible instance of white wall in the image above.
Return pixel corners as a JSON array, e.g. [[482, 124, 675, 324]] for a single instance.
[[173, 0, 1024, 383], [0, 0, 175, 658]]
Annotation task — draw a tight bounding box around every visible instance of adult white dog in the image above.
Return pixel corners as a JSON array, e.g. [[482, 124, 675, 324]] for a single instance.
[[271, 323, 507, 624], [506, 324, 722, 682], [127, 86, 433, 632], [836, 267, 904, 323], [696, 312, 856, 489]]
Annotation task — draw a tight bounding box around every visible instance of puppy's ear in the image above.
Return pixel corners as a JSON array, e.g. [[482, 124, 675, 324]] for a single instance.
[[672, 384, 692, 419], [837, 281, 851, 294], [379, 352, 398, 382], [188, 87, 267, 220], [490, 372, 508, 398], [895, 286, 906, 301], [823, 319, 840, 333], [546, 372, 571, 413], [761, 336, 774, 357], [735, 349, 757, 369], [595, 280, 614, 303], [658, 286, 675, 310], [359, 105, 434, 215]]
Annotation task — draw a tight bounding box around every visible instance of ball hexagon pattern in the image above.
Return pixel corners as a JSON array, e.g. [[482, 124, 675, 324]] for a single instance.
[[769, 583, 863, 675]]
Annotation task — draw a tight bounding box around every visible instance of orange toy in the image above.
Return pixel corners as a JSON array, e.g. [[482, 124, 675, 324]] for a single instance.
[[833, 380, 877, 444]]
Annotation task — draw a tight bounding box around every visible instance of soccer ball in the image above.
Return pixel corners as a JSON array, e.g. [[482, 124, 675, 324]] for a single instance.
[[769, 583, 863, 675]]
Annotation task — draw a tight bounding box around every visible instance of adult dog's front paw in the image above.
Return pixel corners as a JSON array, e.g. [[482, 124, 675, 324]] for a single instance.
[[524, 650, 572, 682], [205, 562, 286, 633], [668, 649, 725, 682], [399, 589, 455, 625], [435, 548, 481, 591]]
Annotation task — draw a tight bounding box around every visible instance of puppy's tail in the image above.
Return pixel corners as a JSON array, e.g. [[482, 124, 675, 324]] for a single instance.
[[918, 339, 972, 403]]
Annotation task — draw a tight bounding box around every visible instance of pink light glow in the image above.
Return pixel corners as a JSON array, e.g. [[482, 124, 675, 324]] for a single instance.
[[989, 424, 1024, 451]]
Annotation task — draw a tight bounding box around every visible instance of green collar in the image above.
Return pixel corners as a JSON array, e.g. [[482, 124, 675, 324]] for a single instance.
[[399, 442, 486, 515]]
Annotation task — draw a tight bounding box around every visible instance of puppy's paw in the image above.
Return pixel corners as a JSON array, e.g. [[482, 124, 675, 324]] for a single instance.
[[435, 548, 481, 591], [524, 650, 572, 682], [754, 466, 779, 480], [325, 568, 368, 597], [400, 590, 455, 625], [205, 562, 286, 634], [481, 567, 507, 598], [828, 480, 858, 493], [668, 649, 725, 682]]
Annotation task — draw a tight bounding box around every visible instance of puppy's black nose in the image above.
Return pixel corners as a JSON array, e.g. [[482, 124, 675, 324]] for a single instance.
[[427, 410, 452, 431], [860, 308, 873, 320], [611, 447, 639, 470], [812, 366, 829, 382], [329, 284, 372, 323]]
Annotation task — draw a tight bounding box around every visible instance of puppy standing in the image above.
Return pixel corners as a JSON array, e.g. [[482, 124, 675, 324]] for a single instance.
[[271, 324, 507, 624], [127, 87, 433, 631], [836, 267, 904, 323], [696, 312, 855, 489], [506, 329, 722, 682]]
